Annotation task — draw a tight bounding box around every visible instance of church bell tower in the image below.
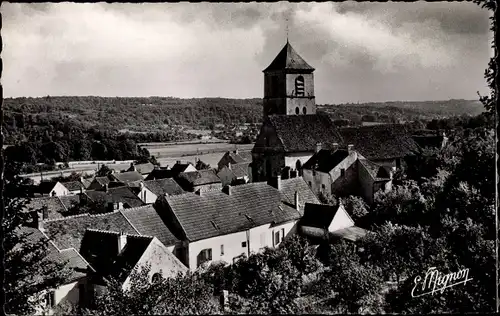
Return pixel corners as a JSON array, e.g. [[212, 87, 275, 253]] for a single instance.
[[262, 41, 316, 118]]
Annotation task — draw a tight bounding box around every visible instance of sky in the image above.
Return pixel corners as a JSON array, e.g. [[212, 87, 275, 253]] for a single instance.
[[1, 2, 493, 104]]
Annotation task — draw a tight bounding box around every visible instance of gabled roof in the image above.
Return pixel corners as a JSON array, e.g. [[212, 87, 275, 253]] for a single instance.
[[38, 181, 59, 194], [339, 124, 421, 160], [93, 177, 111, 186], [262, 115, 343, 153], [110, 171, 144, 184], [107, 186, 145, 208], [220, 151, 252, 166], [230, 162, 251, 179], [264, 42, 315, 72], [43, 211, 140, 250], [279, 177, 321, 214], [58, 195, 81, 210], [22, 196, 67, 220], [17, 226, 91, 283], [160, 182, 302, 242], [143, 179, 185, 197], [175, 169, 221, 187], [61, 181, 85, 192], [170, 162, 195, 174], [129, 162, 155, 175], [81, 178, 92, 189], [145, 168, 175, 181], [120, 205, 180, 247], [302, 149, 351, 173], [358, 159, 392, 181], [300, 203, 341, 229]]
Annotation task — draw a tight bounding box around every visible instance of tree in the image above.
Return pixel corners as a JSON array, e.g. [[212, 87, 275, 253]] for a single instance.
[[195, 159, 211, 170], [340, 196, 369, 223], [4, 179, 71, 314], [96, 165, 113, 177]]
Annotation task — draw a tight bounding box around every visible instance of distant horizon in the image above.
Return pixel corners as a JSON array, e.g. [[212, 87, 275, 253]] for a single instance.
[[3, 94, 481, 105], [2, 3, 491, 103]]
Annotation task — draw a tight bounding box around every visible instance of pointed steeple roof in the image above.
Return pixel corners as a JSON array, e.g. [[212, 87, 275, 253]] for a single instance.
[[263, 42, 315, 72]]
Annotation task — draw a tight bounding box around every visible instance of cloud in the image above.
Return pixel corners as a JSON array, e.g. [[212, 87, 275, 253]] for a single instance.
[[1, 2, 492, 103]]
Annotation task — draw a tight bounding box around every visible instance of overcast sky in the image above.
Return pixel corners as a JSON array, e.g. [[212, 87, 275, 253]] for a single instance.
[[1, 2, 492, 104]]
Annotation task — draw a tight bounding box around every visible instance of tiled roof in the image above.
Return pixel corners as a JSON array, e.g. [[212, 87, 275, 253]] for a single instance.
[[84, 190, 109, 202], [107, 186, 145, 208], [17, 227, 91, 283], [38, 181, 58, 194], [170, 163, 195, 174], [358, 159, 391, 181], [43, 211, 140, 250], [329, 226, 368, 242], [81, 178, 92, 189], [412, 135, 445, 149], [145, 168, 175, 181], [300, 203, 340, 229], [230, 163, 251, 179], [94, 177, 111, 186], [162, 182, 302, 242], [22, 197, 67, 220], [221, 151, 252, 165], [302, 149, 350, 173], [111, 171, 144, 184], [264, 42, 315, 72], [175, 169, 221, 187], [143, 179, 185, 197], [279, 177, 321, 214], [129, 162, 155, 175], [61, 181, 84, 192], [339, 124, 421, 160], [58, 195, 82, 210], [120, 205, 180, 247], [264, 115, 343, 153]]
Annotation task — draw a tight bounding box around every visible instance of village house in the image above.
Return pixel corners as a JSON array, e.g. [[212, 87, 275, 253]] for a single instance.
[[298, 202, 368, 245], [217, 150, 252, 170], [411, 130, 448, 150], [109, 170, 144, 186], [35, 181, 70, 197], [216, 162, 252, 187], [153, 177, 320, 270], [80, 229, 187, 293], [87, 176, 112, 191], [19, 226, 93, 315], [131, 179, 185, 204], [301, 144, 393, 204], [84, 185, 144, 211], [60, 181, 86, 195], [174, 169, 223, 193], [145, 161, 197, 181], [23, 196, 69, 221], [127, 162, 156, 178]]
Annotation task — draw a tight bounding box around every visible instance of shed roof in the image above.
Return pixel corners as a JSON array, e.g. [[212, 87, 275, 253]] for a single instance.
[[37, 181, 59, 194]]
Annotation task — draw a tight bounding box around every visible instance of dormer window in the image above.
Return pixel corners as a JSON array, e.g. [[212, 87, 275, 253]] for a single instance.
[[295, 76, 304, 96]]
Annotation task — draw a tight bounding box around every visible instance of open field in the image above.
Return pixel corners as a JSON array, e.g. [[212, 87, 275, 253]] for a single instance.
[[142, 143, 254, 158]]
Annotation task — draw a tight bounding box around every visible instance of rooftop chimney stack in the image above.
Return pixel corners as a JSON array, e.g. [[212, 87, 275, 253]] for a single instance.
[[234, 149, 239, 155], [276, 174, 281, 191], [331, 143, 339, 151], [315, 142, 322, 154], [295, 191, 300, 211], [176, 160, 181, 165], [347, 144, 354, 153], [104, 184, 109, 192], [228, 162, 232, 170]]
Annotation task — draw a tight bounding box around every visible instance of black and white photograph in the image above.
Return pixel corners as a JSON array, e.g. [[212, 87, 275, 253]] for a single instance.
[[1, 1, 497, 315]]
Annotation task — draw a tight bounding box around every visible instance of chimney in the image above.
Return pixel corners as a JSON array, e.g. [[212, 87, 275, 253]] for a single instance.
[[234, 149, 239, 155], [80, 176, 84, 184], [331, 143, 339, 151], [31, 211, 44, 231], [223, 185, 232, 195], [130, 162, 136, 171], [220, 290, 229, 312], [347, 144, 354, 153], [295, 191, 300, 211], [315, 142, 322, 154], [276, 175, 282, 191], [228, 162, 232, 170], [139, 181, 144, 190], [117, 233, 127, 253], [176, 160, 181, 165], [104, 184, 109, 192], [195, 189, 202, 196], [287, 168, 291, 179]]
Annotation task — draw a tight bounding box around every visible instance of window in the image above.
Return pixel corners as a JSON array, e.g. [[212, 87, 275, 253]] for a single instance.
[[221, 244, 224, 255], [302, 107, 307, 115], [295, 76, 305, 96], [242, 241, 247, 248], [341, 168, 346, 177], [274, 231, 281, 246], [152, 272, 162, 284], [295, 107, 300, 115], [321, 184, 326, 191], [197, 248, 212, 267], [281, 228, 285, 241], [308, 181, 312, 187]]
